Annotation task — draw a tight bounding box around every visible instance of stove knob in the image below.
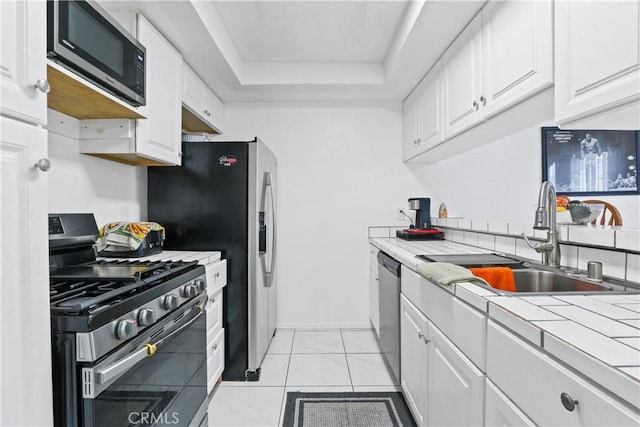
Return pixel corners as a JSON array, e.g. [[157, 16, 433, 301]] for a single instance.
[[116, 319, 138, 340], [182, 284, 198, 298], [138, 308, 157, 327], [195, 279, 206, 292], [163, 294, 179, 310]]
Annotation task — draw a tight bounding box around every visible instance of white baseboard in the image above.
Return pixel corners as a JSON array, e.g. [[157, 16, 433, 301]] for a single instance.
[[276, 321, 371, 330]]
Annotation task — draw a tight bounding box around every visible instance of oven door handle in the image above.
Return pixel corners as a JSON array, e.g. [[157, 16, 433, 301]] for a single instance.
[[95, 345, 150, 385], [94, 304, 205, 386]]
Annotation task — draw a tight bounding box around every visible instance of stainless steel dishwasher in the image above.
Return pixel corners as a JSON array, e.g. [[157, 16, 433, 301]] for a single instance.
[[377, 251, 401, 384]]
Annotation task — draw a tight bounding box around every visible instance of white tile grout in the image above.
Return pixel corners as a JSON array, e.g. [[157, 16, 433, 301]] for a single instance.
[[210, 327, 386, 426]]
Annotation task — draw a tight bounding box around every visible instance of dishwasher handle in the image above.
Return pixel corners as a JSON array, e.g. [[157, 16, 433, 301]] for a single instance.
[[377, 251, 401, 276]]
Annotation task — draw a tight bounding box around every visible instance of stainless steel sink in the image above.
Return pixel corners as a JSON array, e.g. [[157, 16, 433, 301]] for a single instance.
[[512, 270, 612, 293], [476, 268, 639, 295]]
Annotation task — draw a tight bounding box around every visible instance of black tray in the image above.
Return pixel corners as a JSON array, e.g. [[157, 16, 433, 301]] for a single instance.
[[417, 253, 523, 267]]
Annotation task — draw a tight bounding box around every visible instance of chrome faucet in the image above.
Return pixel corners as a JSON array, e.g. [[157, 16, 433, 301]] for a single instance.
[[522, 181, 561, 267]]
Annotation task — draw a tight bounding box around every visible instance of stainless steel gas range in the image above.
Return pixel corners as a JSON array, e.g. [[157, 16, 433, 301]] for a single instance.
[[49, 214, 209, 427]]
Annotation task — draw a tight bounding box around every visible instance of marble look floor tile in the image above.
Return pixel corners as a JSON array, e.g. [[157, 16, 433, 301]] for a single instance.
[[342, 329, 381, 353], [347, 353, 399, 386], [291, 329, 345, 353], [219, 354, 289, 387], [207, 386, 284, 427], [267, 330, 295, 354], [353, 385, 403, 392], [286, 353, 351, 386], [284, 386, 353, 393]]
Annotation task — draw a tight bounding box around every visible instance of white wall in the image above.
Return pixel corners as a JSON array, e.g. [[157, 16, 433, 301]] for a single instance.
[[47, 110, 146, 228], [218, 102, 424, 328], [412, 116, 640, 229]]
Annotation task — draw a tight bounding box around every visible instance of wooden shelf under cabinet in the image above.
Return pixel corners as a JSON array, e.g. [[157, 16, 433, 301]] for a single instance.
[[47, 62, 145, 120], [181, 106, 220, 134]]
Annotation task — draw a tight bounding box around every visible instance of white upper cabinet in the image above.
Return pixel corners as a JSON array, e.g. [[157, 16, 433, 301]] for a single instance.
[[419, 62, 443, 153], [183, 62, 224, 134], [481, 0, 553, 117], [135, 14, 183, 165], [79, 13, 183, 166], [554, 1, 640, 129], [402, 61, 443, 161], [0, 0, 48, 126], [442, 13, 484, 139], [402, 88, 422, 161], [442, 0, 553, 140]]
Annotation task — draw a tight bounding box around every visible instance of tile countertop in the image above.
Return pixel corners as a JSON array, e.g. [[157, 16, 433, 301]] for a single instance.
[[98, 250, 222, 265], [370, 237, 640, 409]]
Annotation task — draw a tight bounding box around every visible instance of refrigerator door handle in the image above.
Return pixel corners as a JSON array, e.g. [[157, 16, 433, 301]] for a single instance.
[[265, 172, 276, 287]]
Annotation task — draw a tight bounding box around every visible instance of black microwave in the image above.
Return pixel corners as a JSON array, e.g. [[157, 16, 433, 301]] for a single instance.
[[47, 0, 146, 106]]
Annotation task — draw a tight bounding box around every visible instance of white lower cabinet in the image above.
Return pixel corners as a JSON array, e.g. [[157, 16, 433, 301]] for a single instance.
[[400, 295, 429, 425], [207, 327, 225, 394], [204, 259, 227, 392], [400, 293, 485, 427], [485, 379, 535, 427], [427, 322, 485, 427], [487, 320, 640, 426], [369, 245, 379, 336]]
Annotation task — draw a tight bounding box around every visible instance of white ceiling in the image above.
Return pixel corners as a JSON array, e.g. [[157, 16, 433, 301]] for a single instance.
[[101, 0, 485, 102], [213, 1, 409, 63]]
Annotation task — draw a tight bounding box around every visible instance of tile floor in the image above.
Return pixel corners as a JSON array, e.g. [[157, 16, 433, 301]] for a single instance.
[[206, 328, 400, 427]]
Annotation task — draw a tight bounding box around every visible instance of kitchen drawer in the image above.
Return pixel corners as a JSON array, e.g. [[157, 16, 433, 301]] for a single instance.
[[206, 259, 227, 295], [487, 320, 639, 426], [401, 265, 487, 372], [207, 327, 225, 394], [485, 379, 535, 427], [206, 288, 223, 334]]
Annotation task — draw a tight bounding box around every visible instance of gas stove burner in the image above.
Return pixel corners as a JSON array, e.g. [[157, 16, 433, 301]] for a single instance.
[[49, 259, 205, 334]]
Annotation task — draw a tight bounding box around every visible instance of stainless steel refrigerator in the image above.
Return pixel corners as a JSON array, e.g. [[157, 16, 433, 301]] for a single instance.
[[148, 138, 277, 381]]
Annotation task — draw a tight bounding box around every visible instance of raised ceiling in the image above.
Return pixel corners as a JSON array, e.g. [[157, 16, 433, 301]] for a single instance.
[[100, 0, 485, 102], [213, 1, 409, 63]]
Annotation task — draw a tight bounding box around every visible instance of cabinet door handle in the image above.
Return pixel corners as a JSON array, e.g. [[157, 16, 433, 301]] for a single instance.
[[34, 79, 50, 94], [34, 158, 51, 172], [472, 100, 479, 111], [560, 392, 578, 411], [480, 95, 486, 106]]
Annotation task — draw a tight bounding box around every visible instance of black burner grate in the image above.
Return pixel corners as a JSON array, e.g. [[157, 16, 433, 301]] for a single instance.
[[49, 260, 199, 315]]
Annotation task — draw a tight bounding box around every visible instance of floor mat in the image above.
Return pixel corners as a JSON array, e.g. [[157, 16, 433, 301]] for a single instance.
[[282, 392, 416, 427]]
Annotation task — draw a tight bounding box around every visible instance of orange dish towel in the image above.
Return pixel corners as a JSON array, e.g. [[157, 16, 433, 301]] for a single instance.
[[469, 267, 517, 292]]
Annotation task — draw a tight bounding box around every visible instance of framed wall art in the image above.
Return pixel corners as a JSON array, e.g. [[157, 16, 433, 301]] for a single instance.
[[541, 127, 639, 196]]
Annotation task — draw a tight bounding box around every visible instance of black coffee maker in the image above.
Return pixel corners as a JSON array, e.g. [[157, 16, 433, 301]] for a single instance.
[[396, 197, 444, 240]]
